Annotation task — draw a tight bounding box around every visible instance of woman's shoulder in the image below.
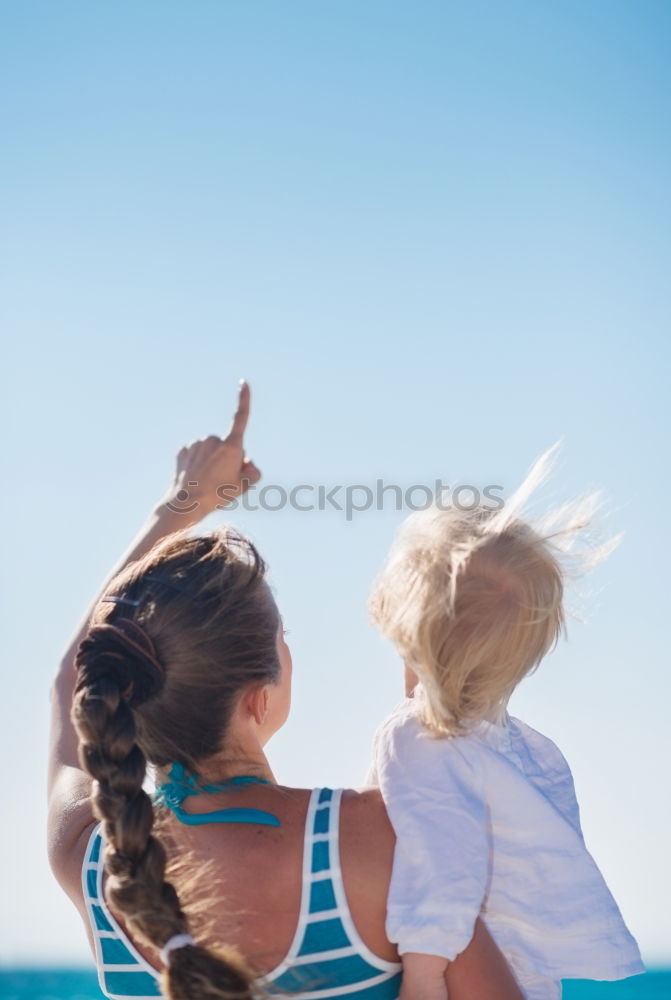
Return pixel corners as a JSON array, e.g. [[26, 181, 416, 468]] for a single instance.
[[340, 786, 393, 828], [339, 787, 395, 871], [338, 788, 399, 963]]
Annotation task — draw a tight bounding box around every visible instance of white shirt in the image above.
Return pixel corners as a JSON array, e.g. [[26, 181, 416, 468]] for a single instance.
[[367, 698, 644, 1000]]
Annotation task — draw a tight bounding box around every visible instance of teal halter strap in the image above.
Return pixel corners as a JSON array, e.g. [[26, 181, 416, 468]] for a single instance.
[[154, 762, 281, 827]]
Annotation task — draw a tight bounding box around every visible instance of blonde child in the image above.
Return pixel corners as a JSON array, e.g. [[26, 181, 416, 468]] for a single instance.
[[367, 445, 644, 1000]]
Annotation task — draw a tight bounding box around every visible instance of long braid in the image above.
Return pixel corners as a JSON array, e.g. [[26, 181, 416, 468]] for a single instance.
[[72, 616, 255, 999]]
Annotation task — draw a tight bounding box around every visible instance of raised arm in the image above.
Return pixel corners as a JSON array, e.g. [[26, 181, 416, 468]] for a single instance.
[[47, 379, 260, 899]]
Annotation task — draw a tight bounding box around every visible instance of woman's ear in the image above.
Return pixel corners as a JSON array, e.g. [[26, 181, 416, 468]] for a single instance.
[[245, 685, 270, 726]]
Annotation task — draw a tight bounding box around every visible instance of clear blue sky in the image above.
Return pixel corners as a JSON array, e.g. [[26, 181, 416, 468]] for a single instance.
[[2, 0, 669, 968]]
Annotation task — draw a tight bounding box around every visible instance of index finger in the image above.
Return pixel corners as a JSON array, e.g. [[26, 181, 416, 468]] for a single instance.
[[226, 379, 251, 444]]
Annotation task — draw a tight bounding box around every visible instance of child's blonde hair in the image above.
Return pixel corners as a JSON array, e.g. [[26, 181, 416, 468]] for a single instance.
[[369, 443, 619, 736]]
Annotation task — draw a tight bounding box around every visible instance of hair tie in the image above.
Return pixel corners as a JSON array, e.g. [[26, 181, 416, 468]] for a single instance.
[[102, 594, 141, 607], [160, 933, 196, 964]]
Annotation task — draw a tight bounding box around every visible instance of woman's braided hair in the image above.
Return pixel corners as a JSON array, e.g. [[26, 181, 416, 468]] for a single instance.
[[72, 525, 281, 999]]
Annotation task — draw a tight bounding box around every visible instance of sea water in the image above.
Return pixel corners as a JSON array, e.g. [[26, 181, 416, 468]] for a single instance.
[[0, 969, 669, 1000]]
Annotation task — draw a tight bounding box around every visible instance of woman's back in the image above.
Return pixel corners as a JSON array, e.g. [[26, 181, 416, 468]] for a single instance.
[[78, 783, 402, 998]]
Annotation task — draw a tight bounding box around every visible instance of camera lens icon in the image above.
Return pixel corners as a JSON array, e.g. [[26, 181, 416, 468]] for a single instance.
[[166, 481, 200, 514]]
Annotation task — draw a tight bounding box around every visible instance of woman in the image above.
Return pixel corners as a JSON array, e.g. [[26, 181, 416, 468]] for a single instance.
[[48, 381, 525, 1000]]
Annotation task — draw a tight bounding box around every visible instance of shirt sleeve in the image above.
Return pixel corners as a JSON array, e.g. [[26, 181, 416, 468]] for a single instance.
[[375, 709, 490, 960]]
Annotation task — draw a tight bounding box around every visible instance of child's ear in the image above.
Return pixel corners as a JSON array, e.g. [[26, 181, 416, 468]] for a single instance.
[[404, 663, 419, 697]]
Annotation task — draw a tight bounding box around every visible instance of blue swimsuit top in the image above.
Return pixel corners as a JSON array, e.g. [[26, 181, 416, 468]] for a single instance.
[[82, 780, 402, 1000], [153, 762, 281, 827], [82, 764, 401, 1000]]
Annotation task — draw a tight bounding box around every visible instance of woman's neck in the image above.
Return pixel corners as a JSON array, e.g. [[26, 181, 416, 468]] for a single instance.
[[155, 748, 276, 788], [200, 752, 276, 785]]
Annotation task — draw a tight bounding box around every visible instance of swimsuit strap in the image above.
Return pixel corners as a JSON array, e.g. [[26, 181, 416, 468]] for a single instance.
[[154, 761, 280, 827]]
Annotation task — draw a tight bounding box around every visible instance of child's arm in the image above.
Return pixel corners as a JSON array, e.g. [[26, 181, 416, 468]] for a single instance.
[[375, 707, 490, 961], [400, 953, 449, 1000]]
